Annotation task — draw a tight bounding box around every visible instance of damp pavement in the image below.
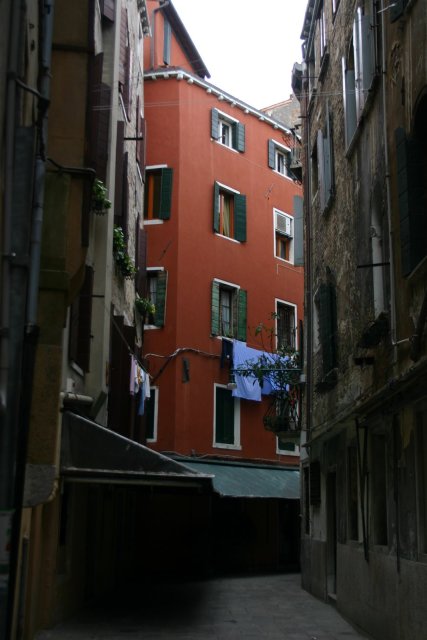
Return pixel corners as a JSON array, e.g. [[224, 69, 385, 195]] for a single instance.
[[35, 572, 372, 640]]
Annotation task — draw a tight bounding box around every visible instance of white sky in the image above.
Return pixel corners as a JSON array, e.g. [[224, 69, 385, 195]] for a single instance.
[[171, 0, 307, 110]]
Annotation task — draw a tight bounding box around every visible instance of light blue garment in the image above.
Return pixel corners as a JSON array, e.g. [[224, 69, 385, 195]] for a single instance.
[[232, 340, 263, 401]]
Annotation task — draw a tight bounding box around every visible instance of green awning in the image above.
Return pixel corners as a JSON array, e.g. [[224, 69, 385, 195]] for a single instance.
[[180, 460, 300, 499]]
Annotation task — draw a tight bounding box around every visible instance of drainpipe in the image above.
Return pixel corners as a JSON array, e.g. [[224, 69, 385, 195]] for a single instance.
[[6, 1, 55, 636], [0, 0, 25, 635], [380, 0, 398, 368]]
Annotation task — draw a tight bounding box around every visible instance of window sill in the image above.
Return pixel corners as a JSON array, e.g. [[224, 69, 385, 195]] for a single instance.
[[213, 443, 242, 451], [212, 139, 238, 153], [144, 219, 164, 225], [70, 361, 84, 377], [144, 324, 161, 330], [214, 233, 241, 244]]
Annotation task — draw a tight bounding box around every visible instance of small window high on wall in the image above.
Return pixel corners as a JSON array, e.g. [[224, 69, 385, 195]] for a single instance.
[[144, 167, 173, 221]]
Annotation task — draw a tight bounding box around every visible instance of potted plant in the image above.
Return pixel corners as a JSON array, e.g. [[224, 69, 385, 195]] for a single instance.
[[135, 295, 155, 318], [91, 178, 112, 215], [113, 226, 136, 278]]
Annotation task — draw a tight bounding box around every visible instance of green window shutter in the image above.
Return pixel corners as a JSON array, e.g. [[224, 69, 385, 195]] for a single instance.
[[323, 102, 333, 209], [163, 19, 171, 65], [158, 168, 173, 220], [317, 283, 337, 375], [317, 129, 326, 212], [234, 193, 246, 242], [234, 122, 245, 152], [268, 139, 275, 169], [213, 181, 220, 233], [215, 387, 234, 444], [237, 289, 247, 341], [342, 58, 357, 148], [293, 195, 304, 266], [154, 271, 167, 327], [395, 128, 426, 276], [211, 280, 220, 335], [390, 0, 404, 22], [211, 108, 219, 140]]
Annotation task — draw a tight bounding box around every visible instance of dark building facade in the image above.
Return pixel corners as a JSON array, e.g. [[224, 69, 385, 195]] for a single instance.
[[295, 1, 427, 638]]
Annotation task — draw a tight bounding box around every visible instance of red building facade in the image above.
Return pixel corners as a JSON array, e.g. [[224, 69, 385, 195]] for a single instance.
[[142, 0, 304, 468]]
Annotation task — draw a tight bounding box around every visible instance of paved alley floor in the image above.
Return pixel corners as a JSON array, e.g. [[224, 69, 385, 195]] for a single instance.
[[36, 573, 371, 640]]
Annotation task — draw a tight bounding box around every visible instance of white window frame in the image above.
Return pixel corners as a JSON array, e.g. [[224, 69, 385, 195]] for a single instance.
[[216, 110, 239, 151], [213, 383, 241, 450], [146, 386, 159, 443], [276, 438, 300, 457], [274, 209, 294, 264], [275, 298, 298, 351], [213, 278, 240, 339], [272, 140, 291, 178], [144, 267, 165, 330]]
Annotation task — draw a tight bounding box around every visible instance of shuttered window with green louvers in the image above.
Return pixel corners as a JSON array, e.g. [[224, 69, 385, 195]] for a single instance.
[[316, 282, 338, 379], [211, 108, 245, 152], [144, 168, 173, 220], [213, 182, 246, 241], [211, 280, 247, 341], [146, 270, 167, 327], [395, 127, 426, 277]]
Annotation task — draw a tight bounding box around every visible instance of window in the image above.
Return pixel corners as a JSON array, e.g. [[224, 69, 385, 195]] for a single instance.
[[314, 282, 338, 390], [332, 0, 340, 17], [214, 384, 240, 448], [347, 446, 359, 540], [211, 108, 245, 152], [213, 182, 246, 241], [163, 18, 171, 65], [274, 210, 293, 262], [211, 279, 247, 340], [371, 434, 388, 545], [277, 438, 300, 457], [276, 301, 297, 350], [395, 98, 427, 277], [145, 269, 167, 327], [144, 167, 173, 221], [69, 265, 94, 372], [317, 100, 334, 212], [310, 460, 321, 506], [318, 1, 327, 60], [342, 6, 376, 147], [268, 140, 291, 177], [416, 410, 427, 554], [145, 387, 158, 442]]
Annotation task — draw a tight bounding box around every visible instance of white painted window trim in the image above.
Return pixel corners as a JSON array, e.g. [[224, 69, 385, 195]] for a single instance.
[[273, 208, 294, 264], [146, 386, 159, 442], [275, 298, 298, 351], [213, 277, 240, 290], [276, 438, 300, 456], [213, 383, 241, 450]]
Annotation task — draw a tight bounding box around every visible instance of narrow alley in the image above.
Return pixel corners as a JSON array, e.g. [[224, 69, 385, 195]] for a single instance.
[[35, 573, 370, 640]]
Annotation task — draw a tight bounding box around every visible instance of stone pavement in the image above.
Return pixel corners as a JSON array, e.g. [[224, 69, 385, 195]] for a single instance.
[[36, 572, 372, 640]]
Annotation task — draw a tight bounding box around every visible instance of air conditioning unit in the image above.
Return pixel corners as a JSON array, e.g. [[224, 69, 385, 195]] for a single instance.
[[276, 212, 292, 236]]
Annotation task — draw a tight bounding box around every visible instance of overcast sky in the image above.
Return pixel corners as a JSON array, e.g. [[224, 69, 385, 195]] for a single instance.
[[171, 0, 307, 110]]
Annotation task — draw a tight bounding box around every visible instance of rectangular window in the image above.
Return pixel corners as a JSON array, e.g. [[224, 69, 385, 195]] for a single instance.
[[211, 108, 245, 152], [211, 280, 247, 340], [213, 182, 246, 242], [303, 466, 310, 534], [274, 210, 294, 262], [145, 387, 158, 442], [416, 411, 427, 554], [276, 300, 297, 350], [317, 101, 334, 213], [145, 269, 167, 327], [314, 282, 338, 389], [310, 460, 321, 506], [347, 446, 359, 540], [277, 438, 300, 457], [163, 19, 171, 65], [144, 167, 173, 220], [319, 2, 327, 59], [268, 139, 291, 178], [214, 384, 240, 448], [69, 265, 94, 372], [371, 434, 388, 545]]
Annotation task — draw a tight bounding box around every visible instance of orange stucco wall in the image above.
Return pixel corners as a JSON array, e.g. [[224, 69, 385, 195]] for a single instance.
[[143, 75, 303, 464]]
